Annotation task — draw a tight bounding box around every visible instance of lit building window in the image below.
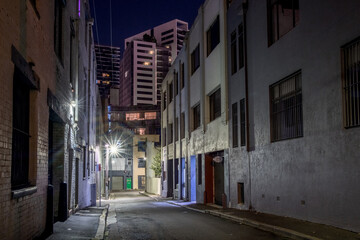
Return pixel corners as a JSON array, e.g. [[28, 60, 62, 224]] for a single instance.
[[138, 128, 146, 135], [102, 73, 110, 77], [149, 50, 154, 54], [144, 62, 150, 66], [126, 113, 140, 121], [125, 71, 128, 78], [145, 112, 156, 120]]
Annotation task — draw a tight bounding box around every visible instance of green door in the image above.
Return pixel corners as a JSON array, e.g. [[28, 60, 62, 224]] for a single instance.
[[126, 177, 132, 190]]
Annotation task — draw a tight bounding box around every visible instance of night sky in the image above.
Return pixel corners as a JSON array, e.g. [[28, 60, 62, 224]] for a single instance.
[[90, 0, 205, 52]]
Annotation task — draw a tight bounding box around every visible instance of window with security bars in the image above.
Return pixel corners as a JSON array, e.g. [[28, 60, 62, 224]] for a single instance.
[[270, 71, 303, 141], [342, 38, 360, 128]]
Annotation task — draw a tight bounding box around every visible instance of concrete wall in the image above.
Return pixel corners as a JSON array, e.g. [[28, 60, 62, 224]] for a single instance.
[[161, 0, 229, 203], [227, 0, 360, 232]]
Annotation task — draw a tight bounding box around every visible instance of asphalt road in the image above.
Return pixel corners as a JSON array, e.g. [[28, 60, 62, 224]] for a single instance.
[[105, 191, 289, 240]]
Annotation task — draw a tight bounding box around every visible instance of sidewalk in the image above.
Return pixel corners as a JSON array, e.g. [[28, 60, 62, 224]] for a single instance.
[[138, 191, 359, 240], [46, 205, 108, 240]]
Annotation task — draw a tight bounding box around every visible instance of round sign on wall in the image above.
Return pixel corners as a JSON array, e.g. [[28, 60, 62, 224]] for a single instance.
[[213, 156, 223, 163]]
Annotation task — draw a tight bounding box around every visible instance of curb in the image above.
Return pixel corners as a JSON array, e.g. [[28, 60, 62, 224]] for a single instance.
[[93, 205, 109, 240], [166, 201, 205, 214], [168, 201, 321, 240], [205, 210, 322, 240], [139, 191, 161, 201]]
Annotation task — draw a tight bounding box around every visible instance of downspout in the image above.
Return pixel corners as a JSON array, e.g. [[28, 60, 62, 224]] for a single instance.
[[178, 61, 184, 200], [222, 0, 231, 208], [172, 69, 176, 199], [242, 0, 252, 209]]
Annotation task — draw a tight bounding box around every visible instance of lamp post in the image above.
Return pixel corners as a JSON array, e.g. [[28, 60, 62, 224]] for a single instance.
[[104, 143, 119, 200], [105, 144, 109, 200]]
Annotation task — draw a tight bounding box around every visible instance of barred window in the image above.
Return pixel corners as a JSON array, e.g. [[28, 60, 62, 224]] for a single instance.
[[270, 71, 303, 141], [342, 38, 360, 128]]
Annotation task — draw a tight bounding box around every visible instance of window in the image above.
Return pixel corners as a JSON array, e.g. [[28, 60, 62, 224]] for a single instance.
[[54, 0, 64, 60], [175, 72, 178, 96], [191, 44, 200, 75], [198, 154, 202, 185], [192, 104, 200, 130], [162, 128, 167, 147], [11, 68, 30, 189], [175, 117, 179, 141], [240, 99, 246, 146], [169, 82, 173, 103], [163, 91, 167, 108], [206, 16, 220, 56], [342, 38, 360, 128], [180, 63, 185, 89], [232, 103, 238, 147], [237, 182, 244, 204], [168, 123, 173, 144], [270, 71, 303, 141], [231, 31, 237, 75], [145, 112, 157, 120], [138, 175, 146, 189], [238, 24, 244, 69], [138, 158, 146, 168], [267, 0, 299, 45], [180, 112, 185, 139], [138, 141, 146, 152], [210, 88, 221, 121]]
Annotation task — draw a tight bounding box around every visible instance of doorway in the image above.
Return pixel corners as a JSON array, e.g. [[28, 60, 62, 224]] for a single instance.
[[190, 156, 196, 201], [181, 158, 185, 199], [167, 160, 173, 197], [205, 154, 213, 204]]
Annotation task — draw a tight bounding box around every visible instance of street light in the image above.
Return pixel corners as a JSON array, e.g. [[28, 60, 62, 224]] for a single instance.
[[105, 144, 120, 200]]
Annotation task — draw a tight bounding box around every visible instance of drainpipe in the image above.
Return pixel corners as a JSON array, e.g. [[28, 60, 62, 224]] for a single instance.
[[172, 69, 176, 199], [242, 0, 252, 209]]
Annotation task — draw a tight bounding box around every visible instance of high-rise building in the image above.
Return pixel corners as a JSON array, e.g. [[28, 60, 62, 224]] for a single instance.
[[119, 19, 188, 106], [95, 44, 121, 97]]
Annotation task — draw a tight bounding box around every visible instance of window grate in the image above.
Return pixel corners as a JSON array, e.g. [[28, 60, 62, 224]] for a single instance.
[[342, 39, 360, 128], [270, 71, 303, 141]]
